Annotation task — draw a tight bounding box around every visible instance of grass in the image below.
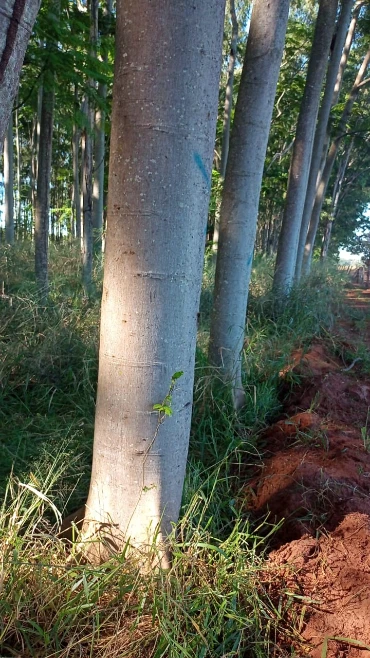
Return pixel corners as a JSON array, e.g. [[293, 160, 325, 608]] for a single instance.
[[0, 243, 350, 656]]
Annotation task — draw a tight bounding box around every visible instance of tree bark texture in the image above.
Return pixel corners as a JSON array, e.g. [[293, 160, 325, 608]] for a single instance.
[[4, 113, 14, 244], [0, 0, 39, 149], [208, 0, 290, 410], [303, 47, 370, 272], [83, 0, 225, 559], [272, 0, 339, 294], [294, 0, 354, 281]]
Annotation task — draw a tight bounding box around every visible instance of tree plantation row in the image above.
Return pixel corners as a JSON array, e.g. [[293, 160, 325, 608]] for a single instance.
[[0, 0, 369, 558]]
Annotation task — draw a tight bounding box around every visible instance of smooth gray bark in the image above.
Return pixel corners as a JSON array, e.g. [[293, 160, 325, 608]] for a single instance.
[[0, 0, 39, 149], [294, 0, 354, 281], [83, 0, 225, 560], [4, 113, 14, 244], [272, 0, 338, 294], [303, 48, 370, 271], [208, 0, 290, 410]]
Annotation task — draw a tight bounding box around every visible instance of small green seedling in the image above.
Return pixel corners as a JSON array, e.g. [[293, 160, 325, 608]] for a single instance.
[[153, 371, 184, 417]]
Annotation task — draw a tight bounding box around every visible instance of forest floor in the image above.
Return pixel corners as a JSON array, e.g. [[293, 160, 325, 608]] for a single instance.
[[248, 286, 370, 658]]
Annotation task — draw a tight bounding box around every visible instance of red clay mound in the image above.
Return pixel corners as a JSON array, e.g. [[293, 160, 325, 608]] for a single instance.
[[243, 317, 370, 656], [269, 513, 370, 658]]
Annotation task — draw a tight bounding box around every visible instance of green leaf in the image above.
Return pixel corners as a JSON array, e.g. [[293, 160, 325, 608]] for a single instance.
[[172, 371, 184, 380]]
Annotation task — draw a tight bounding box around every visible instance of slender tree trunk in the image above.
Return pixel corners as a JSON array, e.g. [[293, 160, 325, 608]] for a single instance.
[[15, 107, 21, 236], [4, 114, 14, 245], [208, 0, 290, 410], [272, 0, 338, 294], [92, 0, 112, 255], [212, 0, 238, 255], [321, 136, 354, 259], [35, 0, 60, 296], [303, 48, 370, 271], [31, 85, 43, 226], [82, 120, 93, 288], [79, 109, 85, 244], [82, 0, 98, 290], [82, 0, 225, 561], [35, 79, 55, 295], [294, 0, 354, 280], [332, 0, 364, 105], [0, 0, 40, 149]]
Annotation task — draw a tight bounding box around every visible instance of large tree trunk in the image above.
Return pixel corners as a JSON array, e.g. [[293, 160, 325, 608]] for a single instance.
[[82, 0, 225, 561], [212, 0, 238, 256], [208, 0, 289, 411], [303, 48, 370, 271], [4, 113, 14, 244], [272, 0, 338, 294], [0, 0, 39, 149], [294, 0, 354, 281]]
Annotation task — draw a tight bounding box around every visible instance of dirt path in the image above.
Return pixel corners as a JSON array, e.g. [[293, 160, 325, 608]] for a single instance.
[[245, 287, 370, 657]]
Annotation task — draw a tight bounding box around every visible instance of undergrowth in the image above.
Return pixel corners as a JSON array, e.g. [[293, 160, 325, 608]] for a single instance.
[[0, 243, 348, 657]]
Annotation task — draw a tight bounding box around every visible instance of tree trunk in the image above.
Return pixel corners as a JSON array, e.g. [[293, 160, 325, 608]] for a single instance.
[[212, 0, 238, 256], [31, 84, 42, 228], [92, 0, 112, 255], [303, 47, 370, 271], [35, 0, 60, 296], [82, 0, 98, 290], [208, 0, 290, 411], [15, 106, 21, 236], [0, 0, 39, 149], [219, 0, 238, 180], [35, 79, 55, 295], [82, 119, 93, 289], [82, 0, 225, 561], [272, 0, 338, 294], [4, 113, 14, 244], [321, 136, 354, 259], [294, 0, 354, 281]]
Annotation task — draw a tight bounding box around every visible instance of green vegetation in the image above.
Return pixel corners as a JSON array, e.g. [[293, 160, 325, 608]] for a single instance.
[[0, 244, 349, 657]]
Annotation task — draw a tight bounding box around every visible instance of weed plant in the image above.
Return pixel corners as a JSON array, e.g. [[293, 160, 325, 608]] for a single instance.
[[0, 243, 348, 656]]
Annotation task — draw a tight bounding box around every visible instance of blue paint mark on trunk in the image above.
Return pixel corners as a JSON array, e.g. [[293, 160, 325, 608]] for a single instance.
[[194, 152, 210, 187]]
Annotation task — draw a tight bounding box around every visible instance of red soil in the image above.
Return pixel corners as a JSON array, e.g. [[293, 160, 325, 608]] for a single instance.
[[245, 288, 370, 657]]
